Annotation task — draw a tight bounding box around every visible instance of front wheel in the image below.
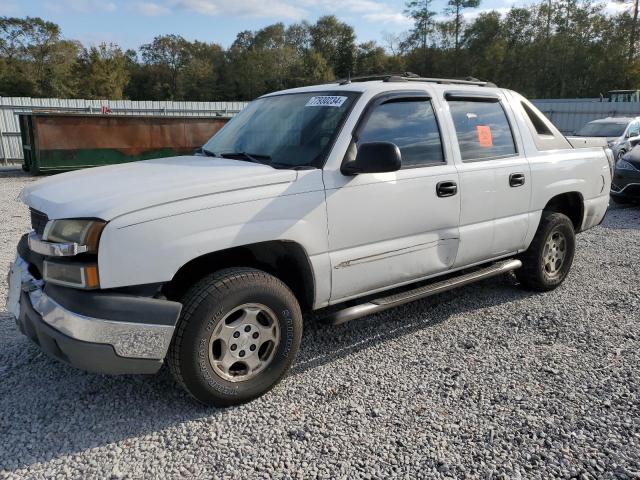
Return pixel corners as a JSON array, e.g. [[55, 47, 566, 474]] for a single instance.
[[516, 212, 576, 291], [168, 268, 303, 406]]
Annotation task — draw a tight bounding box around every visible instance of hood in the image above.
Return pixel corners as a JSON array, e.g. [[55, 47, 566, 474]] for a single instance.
[[20, 156, 297, 220]]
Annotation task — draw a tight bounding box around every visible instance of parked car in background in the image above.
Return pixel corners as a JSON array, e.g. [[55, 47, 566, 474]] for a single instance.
[[7, 74, 613, 406], [574, 117, 640, 160], [611, 145, 640, 203]]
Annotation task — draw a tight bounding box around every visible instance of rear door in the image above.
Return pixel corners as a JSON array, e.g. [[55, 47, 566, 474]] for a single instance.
[[445, 92, 532, 267], [324, 91, 461, 302]]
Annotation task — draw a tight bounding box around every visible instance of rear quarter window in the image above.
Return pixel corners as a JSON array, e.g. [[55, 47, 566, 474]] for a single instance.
[[519, 99, 572, 151]]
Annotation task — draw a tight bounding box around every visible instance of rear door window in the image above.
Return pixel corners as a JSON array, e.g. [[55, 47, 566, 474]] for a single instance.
[[448, 99, 517, 161]]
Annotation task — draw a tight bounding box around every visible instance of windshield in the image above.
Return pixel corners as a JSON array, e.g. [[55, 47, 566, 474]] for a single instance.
[[576, 122, 627, 137], [202, 91, 359, 169]]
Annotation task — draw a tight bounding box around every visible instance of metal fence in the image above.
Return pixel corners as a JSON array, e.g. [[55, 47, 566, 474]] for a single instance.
[[0, 97, 249, 164], [531, 99, 640, 135]]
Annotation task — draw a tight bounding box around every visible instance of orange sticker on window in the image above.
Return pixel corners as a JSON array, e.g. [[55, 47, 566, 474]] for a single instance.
[[476, 125, 493, 147]]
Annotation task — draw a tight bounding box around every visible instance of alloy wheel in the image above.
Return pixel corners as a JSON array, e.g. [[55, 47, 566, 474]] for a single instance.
[[207, 303, 280, 382]]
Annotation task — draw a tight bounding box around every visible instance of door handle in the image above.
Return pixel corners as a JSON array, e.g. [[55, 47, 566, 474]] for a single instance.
[[509, 173, 525, 187], [436, 181, 458, 197]]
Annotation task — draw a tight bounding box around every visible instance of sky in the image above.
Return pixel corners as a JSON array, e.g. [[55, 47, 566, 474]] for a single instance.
[[0, 0, 630, 51]]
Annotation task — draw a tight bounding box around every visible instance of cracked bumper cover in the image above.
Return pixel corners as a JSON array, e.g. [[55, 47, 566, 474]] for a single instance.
[[7, 255, 182, 375]]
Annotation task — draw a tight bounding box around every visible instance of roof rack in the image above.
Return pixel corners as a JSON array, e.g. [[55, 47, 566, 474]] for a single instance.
[[337, 72, 496, 88]]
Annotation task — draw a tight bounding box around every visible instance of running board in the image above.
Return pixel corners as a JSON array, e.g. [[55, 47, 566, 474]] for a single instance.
[[325, 259, 522, 325]]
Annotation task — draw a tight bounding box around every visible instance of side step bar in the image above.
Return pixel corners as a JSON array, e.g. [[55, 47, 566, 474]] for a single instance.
[[325, 259, 522, 325]]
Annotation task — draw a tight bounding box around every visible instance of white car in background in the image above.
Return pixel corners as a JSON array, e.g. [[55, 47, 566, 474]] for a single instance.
[[574, 116, 640, 160]]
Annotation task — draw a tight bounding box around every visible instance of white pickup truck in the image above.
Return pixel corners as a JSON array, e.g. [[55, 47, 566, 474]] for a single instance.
[[7, 75, 612, 406]]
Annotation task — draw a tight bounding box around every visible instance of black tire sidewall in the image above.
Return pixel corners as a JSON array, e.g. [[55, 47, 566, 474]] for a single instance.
[[178, 271, 302, 406]]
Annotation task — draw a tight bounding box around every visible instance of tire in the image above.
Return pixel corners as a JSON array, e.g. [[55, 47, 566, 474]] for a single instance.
[[168, 268, 303, 407], [516, 212, 576, 291]]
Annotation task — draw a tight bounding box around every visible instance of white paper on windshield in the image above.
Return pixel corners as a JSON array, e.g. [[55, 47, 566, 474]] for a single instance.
[[305, 96, 348, 107]]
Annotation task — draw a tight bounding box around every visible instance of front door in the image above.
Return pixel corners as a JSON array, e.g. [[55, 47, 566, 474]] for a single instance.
[[324, 92, 461, 303], [444, 93, 532, 267]]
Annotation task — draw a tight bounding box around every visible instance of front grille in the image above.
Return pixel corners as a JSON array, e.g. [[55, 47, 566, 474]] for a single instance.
[[30, 208, 48, 236]]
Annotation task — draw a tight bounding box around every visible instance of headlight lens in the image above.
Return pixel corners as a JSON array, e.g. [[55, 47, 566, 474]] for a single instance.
[[44, 219, 105, 253], [616, 159, 638, 171], [43, 261, 100, 289]]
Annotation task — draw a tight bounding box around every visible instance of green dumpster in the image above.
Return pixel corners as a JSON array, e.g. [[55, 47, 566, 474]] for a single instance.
[[18, 113, 230, 175]]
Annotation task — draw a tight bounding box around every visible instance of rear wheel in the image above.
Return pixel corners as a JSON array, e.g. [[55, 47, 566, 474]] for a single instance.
[[168, 268, 303, 406], [516, 212, 576, 291]]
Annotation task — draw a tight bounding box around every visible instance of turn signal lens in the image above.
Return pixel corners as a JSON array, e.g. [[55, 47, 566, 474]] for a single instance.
[[43, 261, 100, 290]]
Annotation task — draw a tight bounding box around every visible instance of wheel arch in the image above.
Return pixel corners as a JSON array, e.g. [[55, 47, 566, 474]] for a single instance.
[[542, 191, 584, 232], [163, 240, 316, 311]]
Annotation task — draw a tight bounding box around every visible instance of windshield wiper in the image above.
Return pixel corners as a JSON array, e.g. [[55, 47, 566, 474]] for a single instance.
[[219, 152, 271, 165], [200, 148, 219, 157], [203, 150, 314, 170], [269, 162, 317, 170]]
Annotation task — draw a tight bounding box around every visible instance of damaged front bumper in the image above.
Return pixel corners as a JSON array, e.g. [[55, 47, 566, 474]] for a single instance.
[[6, 254, 182, 375]]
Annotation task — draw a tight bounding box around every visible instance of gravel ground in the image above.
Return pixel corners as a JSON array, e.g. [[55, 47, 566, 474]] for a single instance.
[[0, 170, 639, 479]]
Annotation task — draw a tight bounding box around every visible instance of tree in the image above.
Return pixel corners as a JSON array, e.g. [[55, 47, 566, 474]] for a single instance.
[[614, 0, 640, 65], [285, 22, 311, 54], [444, 0, 480, 74], [355, 41, 390, 75], [631, 0, 639, 62], [309, 16, 356, 78], [140, 34, 191, 99], [0, 17, 80, 97], [181, 41, 225, 100], [76, 43, 129, 99], [464, 12, 505, 83], [404, 0, 436, 74], [0, 17, 40, 95], [3, 4, 640, 101]]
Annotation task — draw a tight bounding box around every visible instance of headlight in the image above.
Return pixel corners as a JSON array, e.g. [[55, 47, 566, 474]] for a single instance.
[[615, 159, 638, 171], [43, 261, 100, 289], [44, 219, 105, 253]]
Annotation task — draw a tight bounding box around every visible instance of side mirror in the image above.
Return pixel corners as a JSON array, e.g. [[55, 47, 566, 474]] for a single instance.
[[342, 141, 402, 175]]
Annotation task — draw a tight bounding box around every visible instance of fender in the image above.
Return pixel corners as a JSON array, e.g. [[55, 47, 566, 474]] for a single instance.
[[98, 171, 332, 307]]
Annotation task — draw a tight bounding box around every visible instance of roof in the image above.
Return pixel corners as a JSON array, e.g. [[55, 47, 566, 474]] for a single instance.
[[262, 75, 503, 99]]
